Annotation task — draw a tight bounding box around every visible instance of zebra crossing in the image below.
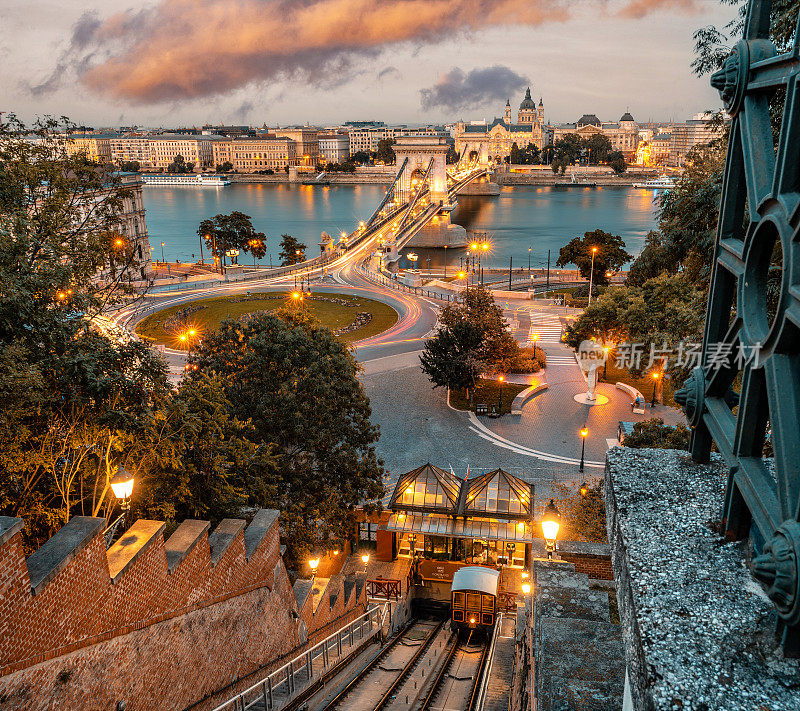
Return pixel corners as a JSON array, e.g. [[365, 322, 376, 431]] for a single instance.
[[525, 314, 563, 345]]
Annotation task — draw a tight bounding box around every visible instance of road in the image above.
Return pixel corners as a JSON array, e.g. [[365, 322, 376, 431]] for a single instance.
[[108, 208, 684, 495]]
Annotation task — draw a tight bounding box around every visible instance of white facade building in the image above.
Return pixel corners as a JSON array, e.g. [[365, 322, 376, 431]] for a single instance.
[[318, 134, 350, 163]]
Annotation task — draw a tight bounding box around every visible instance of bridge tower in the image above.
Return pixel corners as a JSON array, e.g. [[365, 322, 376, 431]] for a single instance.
[[393, 137, 450, 203]]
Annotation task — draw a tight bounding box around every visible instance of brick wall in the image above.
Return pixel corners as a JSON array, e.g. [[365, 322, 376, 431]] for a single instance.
[[0, 511, 305, 710], [559, 553, 613, 580]]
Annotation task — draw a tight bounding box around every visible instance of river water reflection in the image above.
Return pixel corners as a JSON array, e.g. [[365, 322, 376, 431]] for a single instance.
[[142, 183, 658, 269]]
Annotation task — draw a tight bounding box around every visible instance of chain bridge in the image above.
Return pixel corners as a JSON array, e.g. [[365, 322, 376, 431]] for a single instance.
[[327, 136, 490, 270]]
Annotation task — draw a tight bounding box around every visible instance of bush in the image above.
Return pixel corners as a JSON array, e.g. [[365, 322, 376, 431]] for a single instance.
[[505, 346, 546, 373], [623, 418, 690, 449], [550, 480, 607, 543]]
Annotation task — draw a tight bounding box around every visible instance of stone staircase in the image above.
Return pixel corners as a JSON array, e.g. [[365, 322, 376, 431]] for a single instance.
[[533, 562, 625, 711]]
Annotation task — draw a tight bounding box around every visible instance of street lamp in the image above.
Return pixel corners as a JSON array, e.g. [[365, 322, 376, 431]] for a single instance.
[[651, 371, 661, 407], [541, 499, 561, 560], [603, 346, 609, 380], [521, 582, 531, 595], [160, 241, 166, 263], [497, 374, 505, 415], [532, 333, 539, 358], [407, 252, 418, 270], [308, 557, 320, 579], [587, 246, 598, 307], [579, 427, 589, 472], [109, 467, 135, 512], [361, 552, 370, 573]]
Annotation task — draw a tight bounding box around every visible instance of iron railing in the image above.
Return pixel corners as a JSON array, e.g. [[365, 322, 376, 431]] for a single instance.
[[212, 602, 389, 711]]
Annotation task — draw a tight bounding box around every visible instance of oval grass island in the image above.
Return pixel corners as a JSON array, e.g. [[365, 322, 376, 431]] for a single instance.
[[135, 292, 399, 349]]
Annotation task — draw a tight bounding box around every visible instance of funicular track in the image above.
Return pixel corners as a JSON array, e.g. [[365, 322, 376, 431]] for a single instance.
[[320, 617, 447, 711], [419, 630, 489, 711]]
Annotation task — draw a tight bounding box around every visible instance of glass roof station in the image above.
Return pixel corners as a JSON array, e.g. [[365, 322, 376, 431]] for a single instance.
[[383, 463, 536, 569]]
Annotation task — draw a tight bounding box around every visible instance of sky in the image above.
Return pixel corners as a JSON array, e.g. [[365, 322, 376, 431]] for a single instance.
[[0, 0, 736, 128]]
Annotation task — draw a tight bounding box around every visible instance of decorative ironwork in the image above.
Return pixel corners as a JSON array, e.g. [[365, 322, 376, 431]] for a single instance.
[[676, 0, 800, 654]]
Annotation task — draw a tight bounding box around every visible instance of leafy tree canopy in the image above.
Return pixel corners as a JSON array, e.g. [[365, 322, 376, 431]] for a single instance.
[[197, 211, 267, 261], [556, 229, 632, 285], [419, 321, 485, 393], [375, 138, 396, 165], [278, 234, 306, 265], [188, 314, 385, 564]]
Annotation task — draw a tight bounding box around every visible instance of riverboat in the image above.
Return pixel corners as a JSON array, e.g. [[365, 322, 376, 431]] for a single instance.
[[142, 174, 231, 187], [633, 175, 676, 189]]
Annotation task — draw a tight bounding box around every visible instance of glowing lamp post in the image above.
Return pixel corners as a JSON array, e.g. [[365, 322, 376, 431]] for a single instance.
[[521, 582, 531, 595], [110, 467, 135, 512], [579, 427, 589, 472], [588, 246, 598, 306], [651, 371, 661, 407], [497, 374, 505, 415], [309, 557, 320, 579], [541, 499, 561, 560], [361, 552, 370, 573], [532, 333, 539, 358]]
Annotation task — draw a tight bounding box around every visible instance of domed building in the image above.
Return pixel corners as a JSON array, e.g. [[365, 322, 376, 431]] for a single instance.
[[454, 88, 547, 165], [552, 111, 640, 161]]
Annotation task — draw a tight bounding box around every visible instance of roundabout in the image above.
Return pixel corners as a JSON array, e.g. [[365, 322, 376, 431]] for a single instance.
[[134, 290, 399, 349]]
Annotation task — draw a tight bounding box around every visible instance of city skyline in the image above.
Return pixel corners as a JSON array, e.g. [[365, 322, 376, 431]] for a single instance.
[[2, 0, 734, 126]]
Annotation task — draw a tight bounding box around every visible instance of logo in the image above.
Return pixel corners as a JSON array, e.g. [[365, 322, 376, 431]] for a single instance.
[[576, 340, 607, 372]]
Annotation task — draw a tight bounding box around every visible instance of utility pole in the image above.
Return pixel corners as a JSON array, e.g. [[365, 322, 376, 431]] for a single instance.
[[546, 249, 550, 293], [509, 256, 513, 290]]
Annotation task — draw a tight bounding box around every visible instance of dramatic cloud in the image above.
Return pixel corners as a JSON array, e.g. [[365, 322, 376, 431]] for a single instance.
[[37, 0, 700, 104], [378, 66, 402, 82], [420, 66, 528, 112], [618, 0, 698, 19]]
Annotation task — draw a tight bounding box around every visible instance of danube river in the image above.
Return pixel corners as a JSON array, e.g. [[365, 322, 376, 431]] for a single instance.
[[142, 183, 658, 269]]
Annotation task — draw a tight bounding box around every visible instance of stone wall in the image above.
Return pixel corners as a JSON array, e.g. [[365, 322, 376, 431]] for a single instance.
[[605, 447, 800, 711], [0, 510, 364, 710]]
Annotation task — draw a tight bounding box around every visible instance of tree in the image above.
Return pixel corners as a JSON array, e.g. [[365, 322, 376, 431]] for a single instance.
[[0, 116, 175, 548], [167, 154, 192, 173], [137, 374, 271, 524], [551, 480, 607, 543], [187, 313, 385, 564], [419, 321, 485, 394], [376, 138, 396, 165], [438, 284, 522, 372], [553, 134, 583, 165], [509, 142, 522, 165], [216, 161, 233, 172], [197, 212, 267, 265], [556, 229, 632, 285], [117, 160, 140, 172], [581, 134, 612, 164], [350, 150, 372, 165], [563, 287, 632, 348], [626, 230, 671, 287], [607, 151, 627, 174], [446, 145, 460, 164], [623, 418, 690, 450], [279, 234, 306, 265]]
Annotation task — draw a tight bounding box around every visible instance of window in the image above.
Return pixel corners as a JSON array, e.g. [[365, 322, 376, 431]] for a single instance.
[[466, 593, 481, 611], [453, 592, 465, 608]]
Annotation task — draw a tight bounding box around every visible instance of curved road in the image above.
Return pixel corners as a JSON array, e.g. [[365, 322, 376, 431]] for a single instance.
[[109, 234, 683, 494]]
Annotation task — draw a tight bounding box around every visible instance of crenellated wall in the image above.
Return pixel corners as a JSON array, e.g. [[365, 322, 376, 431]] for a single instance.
[[0, 510, 363, 710]]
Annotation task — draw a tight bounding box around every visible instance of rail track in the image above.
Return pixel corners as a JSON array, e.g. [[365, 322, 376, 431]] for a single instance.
[[418, 631, 490, 711], [320, 617, 447, 711]]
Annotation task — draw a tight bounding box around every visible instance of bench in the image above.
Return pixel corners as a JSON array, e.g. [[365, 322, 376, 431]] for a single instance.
[[616, 382, 646, 414], [511, 382, 549, 415]]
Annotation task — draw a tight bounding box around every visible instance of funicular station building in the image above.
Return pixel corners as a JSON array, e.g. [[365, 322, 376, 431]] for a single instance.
[[363, 464, 535, 607]]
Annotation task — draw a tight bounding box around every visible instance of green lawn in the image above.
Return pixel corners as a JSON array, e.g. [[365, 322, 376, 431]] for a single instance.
[[450, 378, 530, 415], [136, 292, 398, 349]]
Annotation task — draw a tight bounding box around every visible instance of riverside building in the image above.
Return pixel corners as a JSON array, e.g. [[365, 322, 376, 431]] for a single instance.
[[454, 87, 548, 164], [552, 113, 640, 161], [212, 137, 297, 171]]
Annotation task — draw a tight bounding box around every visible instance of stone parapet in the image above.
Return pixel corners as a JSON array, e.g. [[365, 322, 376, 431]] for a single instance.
[[605, 447, 800, 710]]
